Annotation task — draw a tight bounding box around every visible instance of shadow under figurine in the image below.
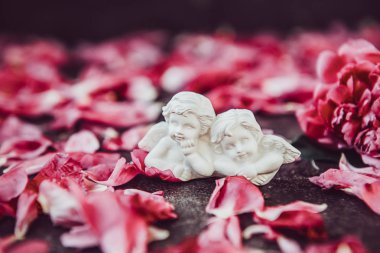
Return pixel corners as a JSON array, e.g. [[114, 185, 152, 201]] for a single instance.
[[138, 92, 301, 184]]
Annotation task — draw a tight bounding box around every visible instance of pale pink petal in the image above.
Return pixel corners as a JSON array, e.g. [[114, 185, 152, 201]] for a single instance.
[[82, 191, 149, 253], [310, 164, 380, 215], [254, 201, 327, 239], [0, 202, 16, 218], [86, 158, 139, 187], [64, 130, 100, 153], [0, 116, 42, 142], [103, 125, 151, 151], [31, 153, 84, 189], [255, 201, 327, 221], [243, 224, 302, 253], [305, 235, 370, 253], [70, 152, 121, 169], [0, 169, 28, 202], [122, 189, 177, 222], [38, 180, 83, 226], [198, 216, 242, 248], [0, 235, 17, 252], [15, 191, 38, 239], [0, 137, 51, 160], [338, 39, 380, 63], [60, 225, 98, 249], [131, 149, 182, 182], [206, 176, 264, 218], [81, 101, 162, 128], [361, 155, 380, 170], [339, 154, 380, 178], [155, 216, 246, 253], [316, 50, 344, 83], [4, 153, 56, 175], [359, 180, 380, 215], [148, 226, 170, 242], [309, 169, 377, 190], [5, 240, 49, 253]]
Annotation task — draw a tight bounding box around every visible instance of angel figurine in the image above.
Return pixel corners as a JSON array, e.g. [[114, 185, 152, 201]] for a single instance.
[[211, 109, 300, 185], [138, 91, 216, 181]]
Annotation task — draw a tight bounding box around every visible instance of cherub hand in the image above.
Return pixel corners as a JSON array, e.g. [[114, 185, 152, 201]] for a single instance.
[[178, 166, 192, 181], [172, 164, 186, 177], [250, 175, 267, 186], [180, 139, 197, 156], [236, 165, 258, 179]]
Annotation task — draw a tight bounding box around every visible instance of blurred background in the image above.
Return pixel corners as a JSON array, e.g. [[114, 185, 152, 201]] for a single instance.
[[0, 0, 379, 42]]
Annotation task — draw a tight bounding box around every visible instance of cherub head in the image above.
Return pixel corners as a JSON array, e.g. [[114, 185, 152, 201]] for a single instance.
[[162, 91, 216, 143], [211, 109, 263, 162]]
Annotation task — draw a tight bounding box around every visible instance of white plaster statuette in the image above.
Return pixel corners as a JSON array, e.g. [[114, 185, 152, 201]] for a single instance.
[[138, 91, 216, 181], [211, 109, 301, 185], [138, 92, 301, 184]]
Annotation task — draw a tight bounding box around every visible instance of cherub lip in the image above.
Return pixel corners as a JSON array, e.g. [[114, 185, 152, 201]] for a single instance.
[[237, 153, 248, 160], [174, 135, 184, 141]]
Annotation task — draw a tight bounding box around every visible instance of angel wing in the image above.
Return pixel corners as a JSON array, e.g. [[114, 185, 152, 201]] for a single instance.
[[259, 135, 301, 164], [137, 121, 168, 152]]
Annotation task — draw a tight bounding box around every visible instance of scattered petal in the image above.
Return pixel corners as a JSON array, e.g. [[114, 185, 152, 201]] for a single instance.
[[0, 169, 28, 202], [206, 176, 264, 218]]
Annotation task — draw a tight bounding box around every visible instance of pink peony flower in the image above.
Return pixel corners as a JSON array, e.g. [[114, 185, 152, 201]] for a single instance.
[[297, 39, 380, 165]]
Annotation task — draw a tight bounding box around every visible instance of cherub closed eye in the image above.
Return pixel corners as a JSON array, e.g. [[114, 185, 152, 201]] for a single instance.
[[211, 109, 301, 185]]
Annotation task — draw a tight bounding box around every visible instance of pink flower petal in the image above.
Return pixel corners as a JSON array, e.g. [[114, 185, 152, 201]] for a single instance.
[[0, 117, 42, 142], [64, 130, 100, 153], [359, 180, 380, 215], [339, 154, 380, 178], [31, 153, 84, 189], [86, 158, 139, 187], [0, 137, 51, 160], [198, 216, 242, 248], [309, 169, 377, 190], [255, 201, 327, 221], [81, 101, 162, 128], [122, 189, 177, 222], [316, 50, 344, 83], [0, 202, 16, 218], [38, 180, 83, 226], [0, 117, 51, 161], [15, 191, 38, 239], [155, 217, 246, 253], [131, 149, 182, 182], [0, 169, 28, 202], [305, 235, 370, 253], [60, 225, 98, 249], [243, 224, 303, 253], [254, 201, 327, 239], [310, 159, 380, 215], [0, 236, 17, 252], [5, 240, 49, 253], [206, 176, 264, 218], [69, 152, 121, 169], [81, 191, 149, 253], [103, 125, 151, 151], [4, 153, 56, 175]]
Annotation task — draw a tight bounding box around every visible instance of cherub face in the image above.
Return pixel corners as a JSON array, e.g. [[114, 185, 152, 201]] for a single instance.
[[220, 125, 258, 162], [168, 113, 202, 143]]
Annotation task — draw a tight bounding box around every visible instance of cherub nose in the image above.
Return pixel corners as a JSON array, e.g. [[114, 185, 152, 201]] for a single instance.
[[175, 126, 184, 135], [236, 145, 243, 153]]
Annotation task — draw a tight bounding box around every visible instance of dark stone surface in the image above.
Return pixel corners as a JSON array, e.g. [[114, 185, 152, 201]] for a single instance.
[[1, 114, 380, 253]]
